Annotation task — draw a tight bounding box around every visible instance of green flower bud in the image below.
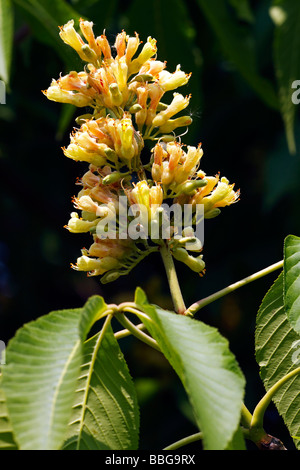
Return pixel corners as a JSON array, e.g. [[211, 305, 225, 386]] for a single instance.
[[129, 103, 143, 114], [81, 44, 98, 63], [109, 83, 123, 106], [130, 73, 154, 84], [204, 208, 221, 219], [102, 172, 122, 185], [75, 113, 93, 125], [100, 270, 121, 284], [174, 179, 207, 196]]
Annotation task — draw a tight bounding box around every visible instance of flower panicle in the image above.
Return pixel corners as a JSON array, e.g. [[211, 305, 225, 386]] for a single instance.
[[43, 20, 193, 140], [44, 20, 240, 282]]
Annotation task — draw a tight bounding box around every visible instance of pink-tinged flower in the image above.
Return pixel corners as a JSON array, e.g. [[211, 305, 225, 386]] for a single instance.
[[63, 114, 142, 170], [151, 141, 203, 191]]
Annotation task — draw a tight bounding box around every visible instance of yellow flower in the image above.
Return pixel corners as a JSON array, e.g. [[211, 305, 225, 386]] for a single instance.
[[65, 212, 99, 233], [157, 65, 191, 92], [43, 77, 93, 107], [151, 141, 203, 192], [59, 20, 85, 58], [64, 114, 142, 170], [152, 93, 191, 128], [73, 254, 120, 276], [129, 181, 163, 222], [202, 177, 239, 210]]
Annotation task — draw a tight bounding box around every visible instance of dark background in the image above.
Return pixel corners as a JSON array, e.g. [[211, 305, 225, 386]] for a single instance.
[[1, 0, 300, 450]]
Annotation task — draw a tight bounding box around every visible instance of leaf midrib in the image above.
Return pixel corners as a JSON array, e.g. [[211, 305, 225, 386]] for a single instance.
[[46, 339, 81, 449]]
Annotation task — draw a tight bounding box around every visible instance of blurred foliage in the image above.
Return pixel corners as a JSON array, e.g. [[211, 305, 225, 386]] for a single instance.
[[1, 0, 300, 449]]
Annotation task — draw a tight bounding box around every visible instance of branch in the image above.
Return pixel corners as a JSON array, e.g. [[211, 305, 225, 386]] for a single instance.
[[185, 260, 283, 317]]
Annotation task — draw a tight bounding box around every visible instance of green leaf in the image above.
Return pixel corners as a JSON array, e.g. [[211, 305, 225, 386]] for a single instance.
[[1, 295, 107, 450], [0, 377, 18, 450], [0, 0, 14, 84], [63, 324, 139, 450], [196, 0, 278, 110], [225, 426, 246, 450], [134, 288, 245, 450], [13, 0, 83, 69], [270, 0, 300, 154], [255, 272, 300, 450], [229, 0, 255, 23], [284, 234, 300, 333]]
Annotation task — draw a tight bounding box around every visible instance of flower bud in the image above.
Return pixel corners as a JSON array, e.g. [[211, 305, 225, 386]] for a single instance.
[[158, 116, 192, 134], [129, 103, 143, 114], [109, 83, 123, 106], [102, 171, 122, 185], [101, 270, 121, 283], [172, 247, 205, 273], [130, 73, 154, 84], [81, 44, 98, 64], [204, 208, 221, 219], [174, 179, 207, 196], [75, 113, 93, 125]]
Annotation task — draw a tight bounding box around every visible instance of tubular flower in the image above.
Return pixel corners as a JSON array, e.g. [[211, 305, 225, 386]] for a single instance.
[[63, 114, 143, 171], [151, 141, 204, 195], [128, 181, 164, 236], [187, 175, 240, 219], [72, 237, 134, 277]]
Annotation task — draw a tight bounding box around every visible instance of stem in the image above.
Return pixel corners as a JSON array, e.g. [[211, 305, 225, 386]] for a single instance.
[[160, 243, 186, 314], [114, 322, 146, 340], [163, 432, 203, 450], [241, 403, 253, 429], [115, 313, 161, 352], [185, 260, 283, 317], [251, 366, 300, 430]]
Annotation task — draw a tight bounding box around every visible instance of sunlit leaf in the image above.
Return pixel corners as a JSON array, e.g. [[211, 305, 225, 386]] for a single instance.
[[255, 272, 300, 450], [2, 296, 106, 450], [63, 325, 139, 450], [135, 287, 245, 450], [284, 234, 300, 333]]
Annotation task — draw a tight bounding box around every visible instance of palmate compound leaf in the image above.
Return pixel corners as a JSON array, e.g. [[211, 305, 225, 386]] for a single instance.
[[1, 296, 108, 450], [255, 272, 300, 450], [63, 324, 139, 450], [134, 288, 246, 450], [284, 235, 300, 334]]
